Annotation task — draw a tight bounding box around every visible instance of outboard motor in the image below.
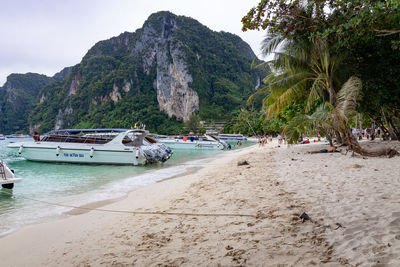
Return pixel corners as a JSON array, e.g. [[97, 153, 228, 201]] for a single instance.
[[141, 144, 173, 163]]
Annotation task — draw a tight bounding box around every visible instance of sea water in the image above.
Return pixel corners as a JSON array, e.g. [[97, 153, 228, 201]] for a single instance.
[[0, 138, 252, 236]]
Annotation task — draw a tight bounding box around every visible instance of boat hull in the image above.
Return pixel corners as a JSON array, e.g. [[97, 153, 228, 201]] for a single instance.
[[157, 141, 224, 150], [9, 144, 147, 165]]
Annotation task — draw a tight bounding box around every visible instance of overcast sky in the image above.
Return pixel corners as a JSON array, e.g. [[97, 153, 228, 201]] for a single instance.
[[0, 0, 267, 86]]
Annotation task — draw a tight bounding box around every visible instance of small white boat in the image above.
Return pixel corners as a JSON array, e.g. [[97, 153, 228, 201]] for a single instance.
[[8, 129, 172, 165], [6, 134, 30, 139], [217, 134, 247, 142], [154, 134, 228, 150], [0, 160, 22, 189], [0, 134, 5, 140]]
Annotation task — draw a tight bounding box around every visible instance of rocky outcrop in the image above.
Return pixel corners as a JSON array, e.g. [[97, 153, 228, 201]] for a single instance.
[[155, 43, 199, 121], [122, 81, 131, 92], [134, 13, 199, 120], [39, 94, 46, 104], [110, 84, 122, 103], [29, 123, 41, 134], [54, 106, 73, 130], [68, 73, 81, 96]]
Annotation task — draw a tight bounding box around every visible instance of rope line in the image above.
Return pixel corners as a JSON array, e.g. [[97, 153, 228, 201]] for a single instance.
[[0, 190, 256, 218]]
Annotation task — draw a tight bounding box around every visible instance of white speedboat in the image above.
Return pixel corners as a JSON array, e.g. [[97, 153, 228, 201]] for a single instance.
[[8, 129, 172, 165], [0, 159, 22, 189], [217, 134, 247, 142], [154, 134, 228, 150]]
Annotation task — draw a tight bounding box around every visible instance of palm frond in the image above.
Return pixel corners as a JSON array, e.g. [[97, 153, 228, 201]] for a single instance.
[[265, 71, 309, 91], [305, 74, 328, 111], [282, 114, 311, 144], [265, 83, 305, 118], [336, 76, 362, 117], [261, 34, 285, 56]]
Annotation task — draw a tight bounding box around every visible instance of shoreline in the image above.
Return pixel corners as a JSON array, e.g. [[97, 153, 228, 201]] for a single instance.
[[0, 148, 228, 237], [64, 150, 231, 216], [0, 141, 399, 266]]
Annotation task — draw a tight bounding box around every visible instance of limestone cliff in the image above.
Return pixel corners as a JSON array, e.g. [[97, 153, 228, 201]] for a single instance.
[[133, 13, 198, 120]]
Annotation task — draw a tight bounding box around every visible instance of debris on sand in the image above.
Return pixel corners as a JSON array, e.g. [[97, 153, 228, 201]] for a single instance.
[[237, 160, 249, 166], [299, 212, 311, 223]]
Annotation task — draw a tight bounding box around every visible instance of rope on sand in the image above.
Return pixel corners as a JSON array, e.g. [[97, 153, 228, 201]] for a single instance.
[[0, 190, 257, 218]]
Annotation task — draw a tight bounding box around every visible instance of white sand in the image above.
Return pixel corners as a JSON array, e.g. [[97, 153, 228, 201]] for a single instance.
[[0, 141, 399, 266]]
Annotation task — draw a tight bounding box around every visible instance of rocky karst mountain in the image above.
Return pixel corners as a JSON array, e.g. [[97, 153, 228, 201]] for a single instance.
[[0, 67, 71, 134], [1, 11, 267, 134]]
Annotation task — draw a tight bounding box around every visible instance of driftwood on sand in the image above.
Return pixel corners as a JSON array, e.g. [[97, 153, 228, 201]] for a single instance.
[[345, 134, 400, 158], [359, 146, 399, 158]]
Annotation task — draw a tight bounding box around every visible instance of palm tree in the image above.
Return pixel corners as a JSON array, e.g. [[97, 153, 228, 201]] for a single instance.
[[253, 34, 364, 144], [262, 38, 346, 116]]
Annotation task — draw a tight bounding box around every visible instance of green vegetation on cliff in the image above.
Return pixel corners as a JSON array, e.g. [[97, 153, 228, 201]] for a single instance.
[[0, 73, 55, 134]]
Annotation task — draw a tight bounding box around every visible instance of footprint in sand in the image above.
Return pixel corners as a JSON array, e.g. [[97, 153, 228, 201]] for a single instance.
[[389, 217, 400, 227]]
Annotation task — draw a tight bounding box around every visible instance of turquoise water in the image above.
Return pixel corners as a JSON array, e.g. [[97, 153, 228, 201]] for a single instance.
[[0, 138, 253, 236]]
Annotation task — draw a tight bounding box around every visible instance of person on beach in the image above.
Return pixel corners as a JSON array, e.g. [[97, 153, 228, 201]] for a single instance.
[[277, 134, 283, 147], [307, 146, 340, 154], [33, 131, 40, 142], [301, 138, 310, 144], [263, 136, 268, 145]]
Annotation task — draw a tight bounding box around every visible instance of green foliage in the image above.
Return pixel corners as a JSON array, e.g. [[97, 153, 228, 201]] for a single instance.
[[0, 73, 55, 134], [184, 113, 201, 133], [239, 0, 400, 142]]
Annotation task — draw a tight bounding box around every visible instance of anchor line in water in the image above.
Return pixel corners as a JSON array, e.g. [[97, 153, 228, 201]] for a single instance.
[[0, 190, 256, 218]]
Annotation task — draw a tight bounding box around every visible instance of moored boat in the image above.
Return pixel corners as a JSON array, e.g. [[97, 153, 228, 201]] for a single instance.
[[217, 133, 247, 142], [0, 159, 22, 189], [0, 134, 5, 140], [6, 134, 30, 139], [8, 129, 172, 165], [154, 134, 228, 150]]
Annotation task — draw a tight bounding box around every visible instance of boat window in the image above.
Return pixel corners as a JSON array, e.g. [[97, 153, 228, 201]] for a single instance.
[[41, 134, 112, 144], [123, 133, 145, 147], [122, 136, 133, 146], [145, 136, 157, 144]]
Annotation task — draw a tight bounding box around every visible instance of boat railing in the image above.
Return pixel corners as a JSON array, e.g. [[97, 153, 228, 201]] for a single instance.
[[41, 134, 112, 144]]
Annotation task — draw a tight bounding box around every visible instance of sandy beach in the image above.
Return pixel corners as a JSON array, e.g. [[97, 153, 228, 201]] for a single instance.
[[0, 140, 399, 266]]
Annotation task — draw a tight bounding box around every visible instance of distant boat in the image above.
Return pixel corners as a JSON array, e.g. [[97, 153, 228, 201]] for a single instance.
[[217, 134, 247, 142], [153, 134, 228, 150], [0, 134, 5, 140], [8, 129, 172, 165], [6, 134, 30, 139], [0, 159, 22, 189]]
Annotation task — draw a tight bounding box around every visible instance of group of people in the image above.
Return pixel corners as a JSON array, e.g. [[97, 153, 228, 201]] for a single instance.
[[258, 135, 273, 147], [353, 128, 382, 141]]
